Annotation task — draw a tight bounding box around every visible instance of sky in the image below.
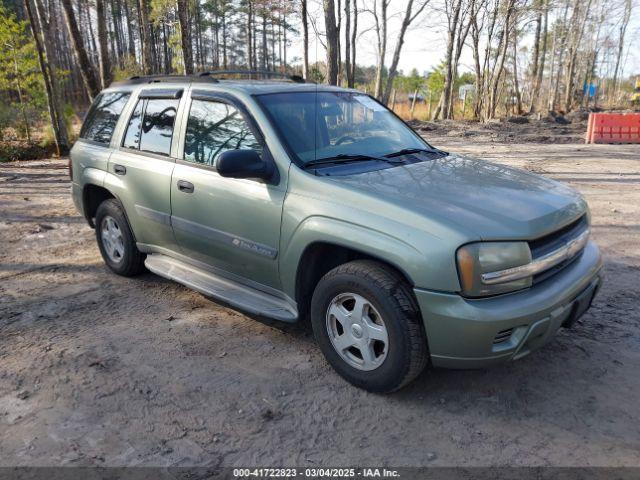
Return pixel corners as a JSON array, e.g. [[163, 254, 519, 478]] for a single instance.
[[287, 0, 640, 79]]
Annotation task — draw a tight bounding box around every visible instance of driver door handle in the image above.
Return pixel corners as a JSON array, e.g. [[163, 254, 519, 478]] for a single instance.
[[177, 180, 194, 194], [113, 164, 126, 175]]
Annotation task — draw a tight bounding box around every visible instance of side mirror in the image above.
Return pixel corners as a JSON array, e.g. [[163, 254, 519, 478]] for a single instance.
[[217, 149, 273, 180]]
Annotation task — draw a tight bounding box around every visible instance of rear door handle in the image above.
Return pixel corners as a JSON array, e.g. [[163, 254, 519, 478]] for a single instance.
[[177, 180, 194, 193], [114, 164, 126, 175]]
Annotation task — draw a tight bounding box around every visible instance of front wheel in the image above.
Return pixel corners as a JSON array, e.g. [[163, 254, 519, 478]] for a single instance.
[[310, 260, 429, 392]]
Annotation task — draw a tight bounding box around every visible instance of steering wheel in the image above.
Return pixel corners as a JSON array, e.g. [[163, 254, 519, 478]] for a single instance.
[[334, 135, 356, 145]]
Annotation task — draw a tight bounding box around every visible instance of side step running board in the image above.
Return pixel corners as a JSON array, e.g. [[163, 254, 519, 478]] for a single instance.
[[145, 254, 298, 322]]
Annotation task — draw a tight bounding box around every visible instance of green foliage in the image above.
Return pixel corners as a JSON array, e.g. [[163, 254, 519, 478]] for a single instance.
[[309, 63, 325, 84], [0, 4, 47, 141], [426, 63, 445, 100], [425, 61, 476, 101], [113, 55, 145, 81], [393, 68, 426, 93]]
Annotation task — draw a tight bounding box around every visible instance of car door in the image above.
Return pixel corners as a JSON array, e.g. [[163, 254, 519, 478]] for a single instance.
[[170, 90, 285, 289], [105, 87, 183, 251]]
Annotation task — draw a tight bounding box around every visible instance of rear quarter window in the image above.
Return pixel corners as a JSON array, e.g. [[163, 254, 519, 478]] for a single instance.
[[80, 92, 131, 144]]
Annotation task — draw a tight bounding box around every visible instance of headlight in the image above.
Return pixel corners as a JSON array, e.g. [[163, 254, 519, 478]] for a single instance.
[[456, 242, 532, 297]]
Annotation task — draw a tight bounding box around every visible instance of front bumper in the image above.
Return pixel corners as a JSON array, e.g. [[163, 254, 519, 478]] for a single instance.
[[414, 240, 603, 369]]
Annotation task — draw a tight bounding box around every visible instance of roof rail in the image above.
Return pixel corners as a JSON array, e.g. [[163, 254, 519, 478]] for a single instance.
[[198, 70, 306, 83], [110, 74, 219, 87], [109, 70, 308, 88]]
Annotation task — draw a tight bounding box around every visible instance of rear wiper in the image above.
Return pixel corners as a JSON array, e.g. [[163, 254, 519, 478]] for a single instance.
[[384, 148, 443, 158], [304, 153, 403, 168]]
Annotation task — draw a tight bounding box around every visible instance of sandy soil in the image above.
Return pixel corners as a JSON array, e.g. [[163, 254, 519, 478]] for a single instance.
[[1, 137, 639, 467]]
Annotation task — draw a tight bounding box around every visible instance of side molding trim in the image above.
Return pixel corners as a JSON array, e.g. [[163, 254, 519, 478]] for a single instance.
[[135, 204, 171, 225], [171, 215, 278, 259]]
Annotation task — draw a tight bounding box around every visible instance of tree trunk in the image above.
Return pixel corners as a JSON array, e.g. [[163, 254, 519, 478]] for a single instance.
[[373, 0, 388, 99], [301, 0, 309, 79], [222, 14, 227, 69], [60, 0, 100, 99], [245, 0, 253, 70], [435, 0, 462, 120], [563, 0, 593, 111], [177, 0, 194, 74], [25, 0, 69, 155], [488, 0, 514, 119], [344, 0, 351, 87], [262, 14, 268, 71], [323, 0, 339, 85], [123, 0, 136, 57], [350, 0, 357, 86], [512, 30, 522, 115], [382, 0, 430, 105], [96, 0, 112, 87], [548, 0, 569, 111], [529, 0, 548, 113], [137, 0, 154, 74], [611, 0, 631, 96]]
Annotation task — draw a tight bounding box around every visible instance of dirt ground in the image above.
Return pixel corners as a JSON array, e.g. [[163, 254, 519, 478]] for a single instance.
[[1, 134, 639, 468]]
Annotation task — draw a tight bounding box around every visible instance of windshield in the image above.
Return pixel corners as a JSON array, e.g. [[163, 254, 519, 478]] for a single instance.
[[256, 91, 431, 165]]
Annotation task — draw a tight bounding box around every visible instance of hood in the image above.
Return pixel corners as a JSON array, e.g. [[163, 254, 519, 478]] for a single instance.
[[327, 154, 587, 240]]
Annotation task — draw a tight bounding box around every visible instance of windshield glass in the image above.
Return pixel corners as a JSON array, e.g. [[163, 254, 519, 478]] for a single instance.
[[256, 91, 430, 164]]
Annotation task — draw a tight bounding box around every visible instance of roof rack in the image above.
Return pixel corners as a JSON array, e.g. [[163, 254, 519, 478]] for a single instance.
[[110, 74, 220, 87], [110, 70, 307, 88], [198, 70, 306, 83]]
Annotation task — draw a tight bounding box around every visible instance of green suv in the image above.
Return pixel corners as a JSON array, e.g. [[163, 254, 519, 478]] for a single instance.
[[70, 72, 603, 392]]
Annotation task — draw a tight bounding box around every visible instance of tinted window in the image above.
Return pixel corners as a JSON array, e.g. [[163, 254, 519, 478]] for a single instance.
[[122, 99, 143, 149], [184, 99, 262, 166], [256, 92, 428, 164], [122, 98, 179, 156], [80, 92, 131, 144]]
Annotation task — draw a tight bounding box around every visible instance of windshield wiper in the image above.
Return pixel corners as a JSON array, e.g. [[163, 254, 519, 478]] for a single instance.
[[304, 153, 403, 168], [384, 148, 441, 158]]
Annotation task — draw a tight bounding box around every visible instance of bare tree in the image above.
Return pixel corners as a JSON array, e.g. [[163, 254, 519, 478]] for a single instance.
[[611, 0, 632, 95], [344, 0, 352, 87], [563, 0, 593, 111], [381, 0, 431, 104], [350, 0, 358, 86], [301, 0, 309, 79], [487, 0, 516, 119], [529, 0, 549, 113], [434, 0, 472, 119], [371, 0, 390, 99]]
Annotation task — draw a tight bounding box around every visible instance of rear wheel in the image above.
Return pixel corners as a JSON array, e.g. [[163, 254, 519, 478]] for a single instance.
[[310, 260, 428, 392], [95, 199, 146, 276]]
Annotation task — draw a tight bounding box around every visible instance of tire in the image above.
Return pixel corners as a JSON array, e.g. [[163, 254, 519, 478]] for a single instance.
[[95, 198, 146, 276], [310, 260, 428, 393]]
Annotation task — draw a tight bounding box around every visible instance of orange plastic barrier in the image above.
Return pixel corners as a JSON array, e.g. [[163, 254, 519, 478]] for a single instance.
[[586, 113, 640, 144]]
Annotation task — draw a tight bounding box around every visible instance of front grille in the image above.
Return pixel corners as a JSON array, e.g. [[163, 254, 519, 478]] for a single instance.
[[529, 215, 588, 285], [493, 328, 514, 345]]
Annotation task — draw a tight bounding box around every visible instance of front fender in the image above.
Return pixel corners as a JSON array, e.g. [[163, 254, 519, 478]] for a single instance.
[[279, 215, 461, 299]]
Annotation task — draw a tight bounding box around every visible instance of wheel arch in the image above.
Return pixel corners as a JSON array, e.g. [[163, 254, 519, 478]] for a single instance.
[[293, 241, 417, 321], [82, 183, 116, 228]]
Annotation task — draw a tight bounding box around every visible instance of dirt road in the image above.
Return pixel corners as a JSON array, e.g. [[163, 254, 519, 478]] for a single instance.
[[1, 140, 639, 467]]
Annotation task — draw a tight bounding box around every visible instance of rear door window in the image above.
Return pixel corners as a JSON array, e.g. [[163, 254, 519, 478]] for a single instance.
[[122, 97, 179, 157], [80, 92, 131, 144]]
